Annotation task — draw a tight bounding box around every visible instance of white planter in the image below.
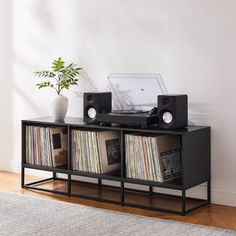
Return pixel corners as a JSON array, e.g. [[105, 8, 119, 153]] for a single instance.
[[51, 95, 68, 121]]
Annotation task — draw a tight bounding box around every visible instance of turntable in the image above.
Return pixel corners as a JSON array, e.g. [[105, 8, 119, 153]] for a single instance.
[[96, 108, 158, 127], [96, 73, 168, 127]]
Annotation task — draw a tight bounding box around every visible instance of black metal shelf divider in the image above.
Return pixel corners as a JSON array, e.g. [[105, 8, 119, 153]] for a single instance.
[[67, 125, 71, 197], [21, 117, 211, 215], [120, 129, 125, 206]]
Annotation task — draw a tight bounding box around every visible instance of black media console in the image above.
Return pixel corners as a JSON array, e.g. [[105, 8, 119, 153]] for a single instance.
[[21, 117, 211, 215]]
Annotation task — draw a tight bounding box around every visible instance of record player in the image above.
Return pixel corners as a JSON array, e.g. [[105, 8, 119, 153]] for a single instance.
[[96, 108, 158, 127], [95, 73, 168, 127]]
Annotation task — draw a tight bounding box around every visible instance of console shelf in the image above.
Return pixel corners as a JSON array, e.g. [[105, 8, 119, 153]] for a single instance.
[[21, 117, 211, 215]]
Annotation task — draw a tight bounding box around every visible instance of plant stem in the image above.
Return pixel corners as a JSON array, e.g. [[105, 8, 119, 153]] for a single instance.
[[51, 86, 59, 94], [57, 74, 61, 95]]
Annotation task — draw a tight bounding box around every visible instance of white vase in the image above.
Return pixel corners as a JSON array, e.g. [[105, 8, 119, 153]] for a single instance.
[[51, 95, 68, 121]]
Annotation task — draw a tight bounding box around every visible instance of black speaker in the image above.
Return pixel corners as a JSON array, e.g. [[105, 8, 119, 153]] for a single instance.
[[83, 92, 112, 123], [158, 94, 188, 129]]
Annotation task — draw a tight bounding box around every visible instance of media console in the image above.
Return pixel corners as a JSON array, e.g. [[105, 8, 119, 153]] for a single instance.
[[21, 117, 211, 215]]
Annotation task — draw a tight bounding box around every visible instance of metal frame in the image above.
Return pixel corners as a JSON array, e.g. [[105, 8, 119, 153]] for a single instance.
[[21, 171, 210, 216], [21, 118, 211, 216]]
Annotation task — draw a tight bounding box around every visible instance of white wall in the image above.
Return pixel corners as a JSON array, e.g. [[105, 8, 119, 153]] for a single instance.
[[0, 0, 13, 170], [0, 0, 236, 206]]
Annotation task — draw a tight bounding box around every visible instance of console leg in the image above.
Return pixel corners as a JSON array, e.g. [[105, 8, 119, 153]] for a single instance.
[[53, 172, 57, 180], [182, 189, 186, 216], [121, 181, 124, 206], [21, 166, 25, 188], [98, 178, 102, 188], [68, 174, 71, 196], [149, 186, 153, 195], [207, 179, 211, 203]]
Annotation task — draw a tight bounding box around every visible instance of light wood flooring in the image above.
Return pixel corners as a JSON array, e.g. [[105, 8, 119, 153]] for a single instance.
[[0, 171, 236, 231]]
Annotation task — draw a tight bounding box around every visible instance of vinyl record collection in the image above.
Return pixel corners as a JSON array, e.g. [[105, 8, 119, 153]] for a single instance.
[[72, 130, 121, 174], [26, 126, 67, 167], [125, 134, 182, 182]]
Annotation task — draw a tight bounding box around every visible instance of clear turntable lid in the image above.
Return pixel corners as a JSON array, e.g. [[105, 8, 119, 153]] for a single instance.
[[106, 73, 168, 111]]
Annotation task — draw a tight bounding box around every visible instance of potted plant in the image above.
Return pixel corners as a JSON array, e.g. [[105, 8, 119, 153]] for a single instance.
[[35, 57, 82, 120]]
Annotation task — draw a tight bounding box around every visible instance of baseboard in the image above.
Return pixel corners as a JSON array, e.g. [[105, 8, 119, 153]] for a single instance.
[[0, 158, 20, 173], [0, 158, 50, 178], [210, 186, 236, 207], [1, 158, 236, 207]]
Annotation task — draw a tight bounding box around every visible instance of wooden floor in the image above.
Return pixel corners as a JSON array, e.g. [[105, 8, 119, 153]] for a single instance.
[[1, 171, 236, 231]]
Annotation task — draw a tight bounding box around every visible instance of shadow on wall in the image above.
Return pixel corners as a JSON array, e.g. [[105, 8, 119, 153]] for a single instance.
[[11, 0, 56, 116], [12, 0, 91, 116], [74, 70, 97, 97], [105, 80, 133, 110], [0, 0, 13, 166], [188, 102, 218, 126], [189, 102, 217, 119], [33, 0, 54, 30]]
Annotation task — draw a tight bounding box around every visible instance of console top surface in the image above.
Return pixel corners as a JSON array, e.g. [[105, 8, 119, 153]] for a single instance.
[[22, 117, 210, 135]]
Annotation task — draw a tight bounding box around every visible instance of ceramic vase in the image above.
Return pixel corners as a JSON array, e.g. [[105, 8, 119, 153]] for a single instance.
[[51, 95, 68, 121]]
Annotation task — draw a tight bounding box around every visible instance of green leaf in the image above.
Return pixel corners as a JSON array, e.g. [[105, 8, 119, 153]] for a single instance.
[[51, 57, 65, 72], [36, 81, 55, 90]]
